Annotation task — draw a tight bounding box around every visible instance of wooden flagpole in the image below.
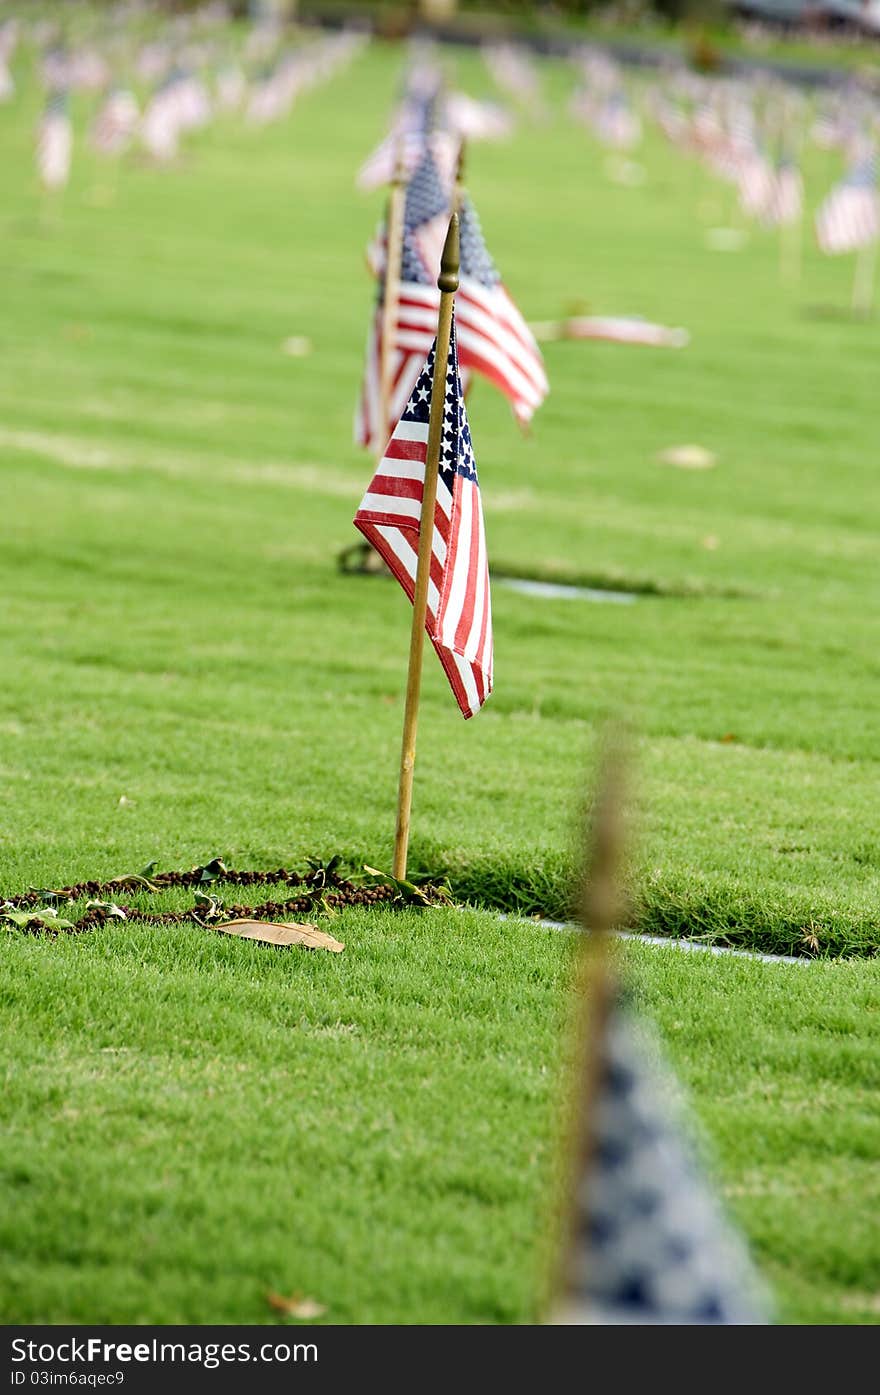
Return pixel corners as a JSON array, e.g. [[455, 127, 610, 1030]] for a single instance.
[[779, 197, 802, 288], [851, 236, 878, 317], [378, 142, 407, 445], [778, 105, 802, 289], [550, 728, 629, 1321], [392, 212, 460, 882], [453, 138, 466, 213]]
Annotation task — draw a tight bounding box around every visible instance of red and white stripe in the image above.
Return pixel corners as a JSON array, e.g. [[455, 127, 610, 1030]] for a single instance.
[[550, 316, 689, 348], [354, 348, 492, 719], [765, 167, 803, 228], [457, 278, 548, 426], [36, 110, 72, 191], [91, 89, 139, 155], [816, 186, 880, 255], [737, 153, 777, 220]]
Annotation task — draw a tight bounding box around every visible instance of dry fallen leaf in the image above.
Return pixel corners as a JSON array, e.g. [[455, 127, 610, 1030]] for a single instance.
[[267, 1292, 327, 1320], [217, 919, 344, 952], [657, 444, 717, 470]]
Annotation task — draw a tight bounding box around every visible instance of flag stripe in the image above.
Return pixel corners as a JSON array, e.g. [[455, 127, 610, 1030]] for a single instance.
[[354, 321, 492, 719]]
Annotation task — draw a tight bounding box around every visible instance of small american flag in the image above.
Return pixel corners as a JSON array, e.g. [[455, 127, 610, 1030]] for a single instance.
[[141, 76, 181, 161], [356, 141, 456, 452], [356, 79, 443, 192], [37, 89, 72, 191], [594, 90, 641, 150], [483, 41, 542, 113], [354, 322, 493, 720], [215, 63, 247, 113], [357, 156, 547, 446], [456, 194, 548, 428], [444, 91, 513, 144], [816, 151, 880, 255], [91, 87, 139, 156], [765, 152, 803, 228], [737, 149, 776, 221], [554, 991, 770, 1325]]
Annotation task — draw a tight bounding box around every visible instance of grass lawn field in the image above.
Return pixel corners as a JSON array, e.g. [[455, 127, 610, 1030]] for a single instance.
[[1, 25, 879, 1323]]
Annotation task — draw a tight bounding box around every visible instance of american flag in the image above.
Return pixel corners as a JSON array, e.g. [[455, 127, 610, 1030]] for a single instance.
[[357, 155, 547, 447], [356, 142, 456, 452], [141, 76, 182, 160], [483, 41, 542, 113], [737, 149, 777, 221], [765, 152, 803, 228], [0, 18, 18, 66], [533, 315, 688, 349], [356, 80, 443, 192], [91, 87, 139, 156], [816, 151, 880, 255], [354, 323, 493, 720], [173, 70, 212, 133], [594, 90, 641, 150], [215, 63, 247, 113], [37, 90, 72, 191], [456, 193, 548, 428], [444, 91, 513, 144], [553, 992, 770, 1325]]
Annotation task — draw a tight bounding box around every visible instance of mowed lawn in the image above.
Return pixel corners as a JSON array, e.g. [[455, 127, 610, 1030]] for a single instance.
[[1, 31, 879, 1323]]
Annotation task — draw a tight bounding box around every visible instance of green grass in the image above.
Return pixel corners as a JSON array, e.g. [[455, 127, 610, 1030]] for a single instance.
[[2, 915, 879, 1325], [1, 19, 879, 1322]]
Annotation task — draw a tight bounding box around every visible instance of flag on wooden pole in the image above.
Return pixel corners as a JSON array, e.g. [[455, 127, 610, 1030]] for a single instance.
[[550, 736, 771, 1326], [354, 307, 493, 722], [356, 150, 547, 447], [353, 214, 493, 881], [91, 86, 139, 155], [36, 89, 72, 191], [356, 139, 456, 452], [815, 148, 880, 256]]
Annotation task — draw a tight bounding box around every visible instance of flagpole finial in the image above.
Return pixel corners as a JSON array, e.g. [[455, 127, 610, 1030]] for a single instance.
[[456, 138, 466, 188], [438, 211, 460, 293]]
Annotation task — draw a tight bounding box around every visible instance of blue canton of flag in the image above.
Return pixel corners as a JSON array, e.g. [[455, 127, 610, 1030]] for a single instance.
[[553, 994, 771, 1326]]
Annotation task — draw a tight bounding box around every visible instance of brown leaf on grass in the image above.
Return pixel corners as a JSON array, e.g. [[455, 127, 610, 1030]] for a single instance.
[[266, 1291, 327, 1320], [657, 444, 717, 469], [217, 919, 344, 952]]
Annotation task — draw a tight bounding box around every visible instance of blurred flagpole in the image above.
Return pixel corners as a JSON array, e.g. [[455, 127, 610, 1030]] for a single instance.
[[851, 237, 877, 316], [547, 730, 771, 1326], [378, 142, 407, 447], [392, 212, 460, 881], [780, 200, 802, 288], [453, 137, 466, 212], [552, 728, 628, 1317]]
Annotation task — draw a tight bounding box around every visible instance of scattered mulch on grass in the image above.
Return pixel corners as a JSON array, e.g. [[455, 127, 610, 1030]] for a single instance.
[[1, 858, 451, 938]]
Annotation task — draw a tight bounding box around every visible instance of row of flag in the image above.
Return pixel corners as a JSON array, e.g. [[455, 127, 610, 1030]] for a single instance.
[[568, 42, 880, 256], [7, 4, 779, 1320], [352, 55, 553, 724], [2, 8, 366, 189]]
